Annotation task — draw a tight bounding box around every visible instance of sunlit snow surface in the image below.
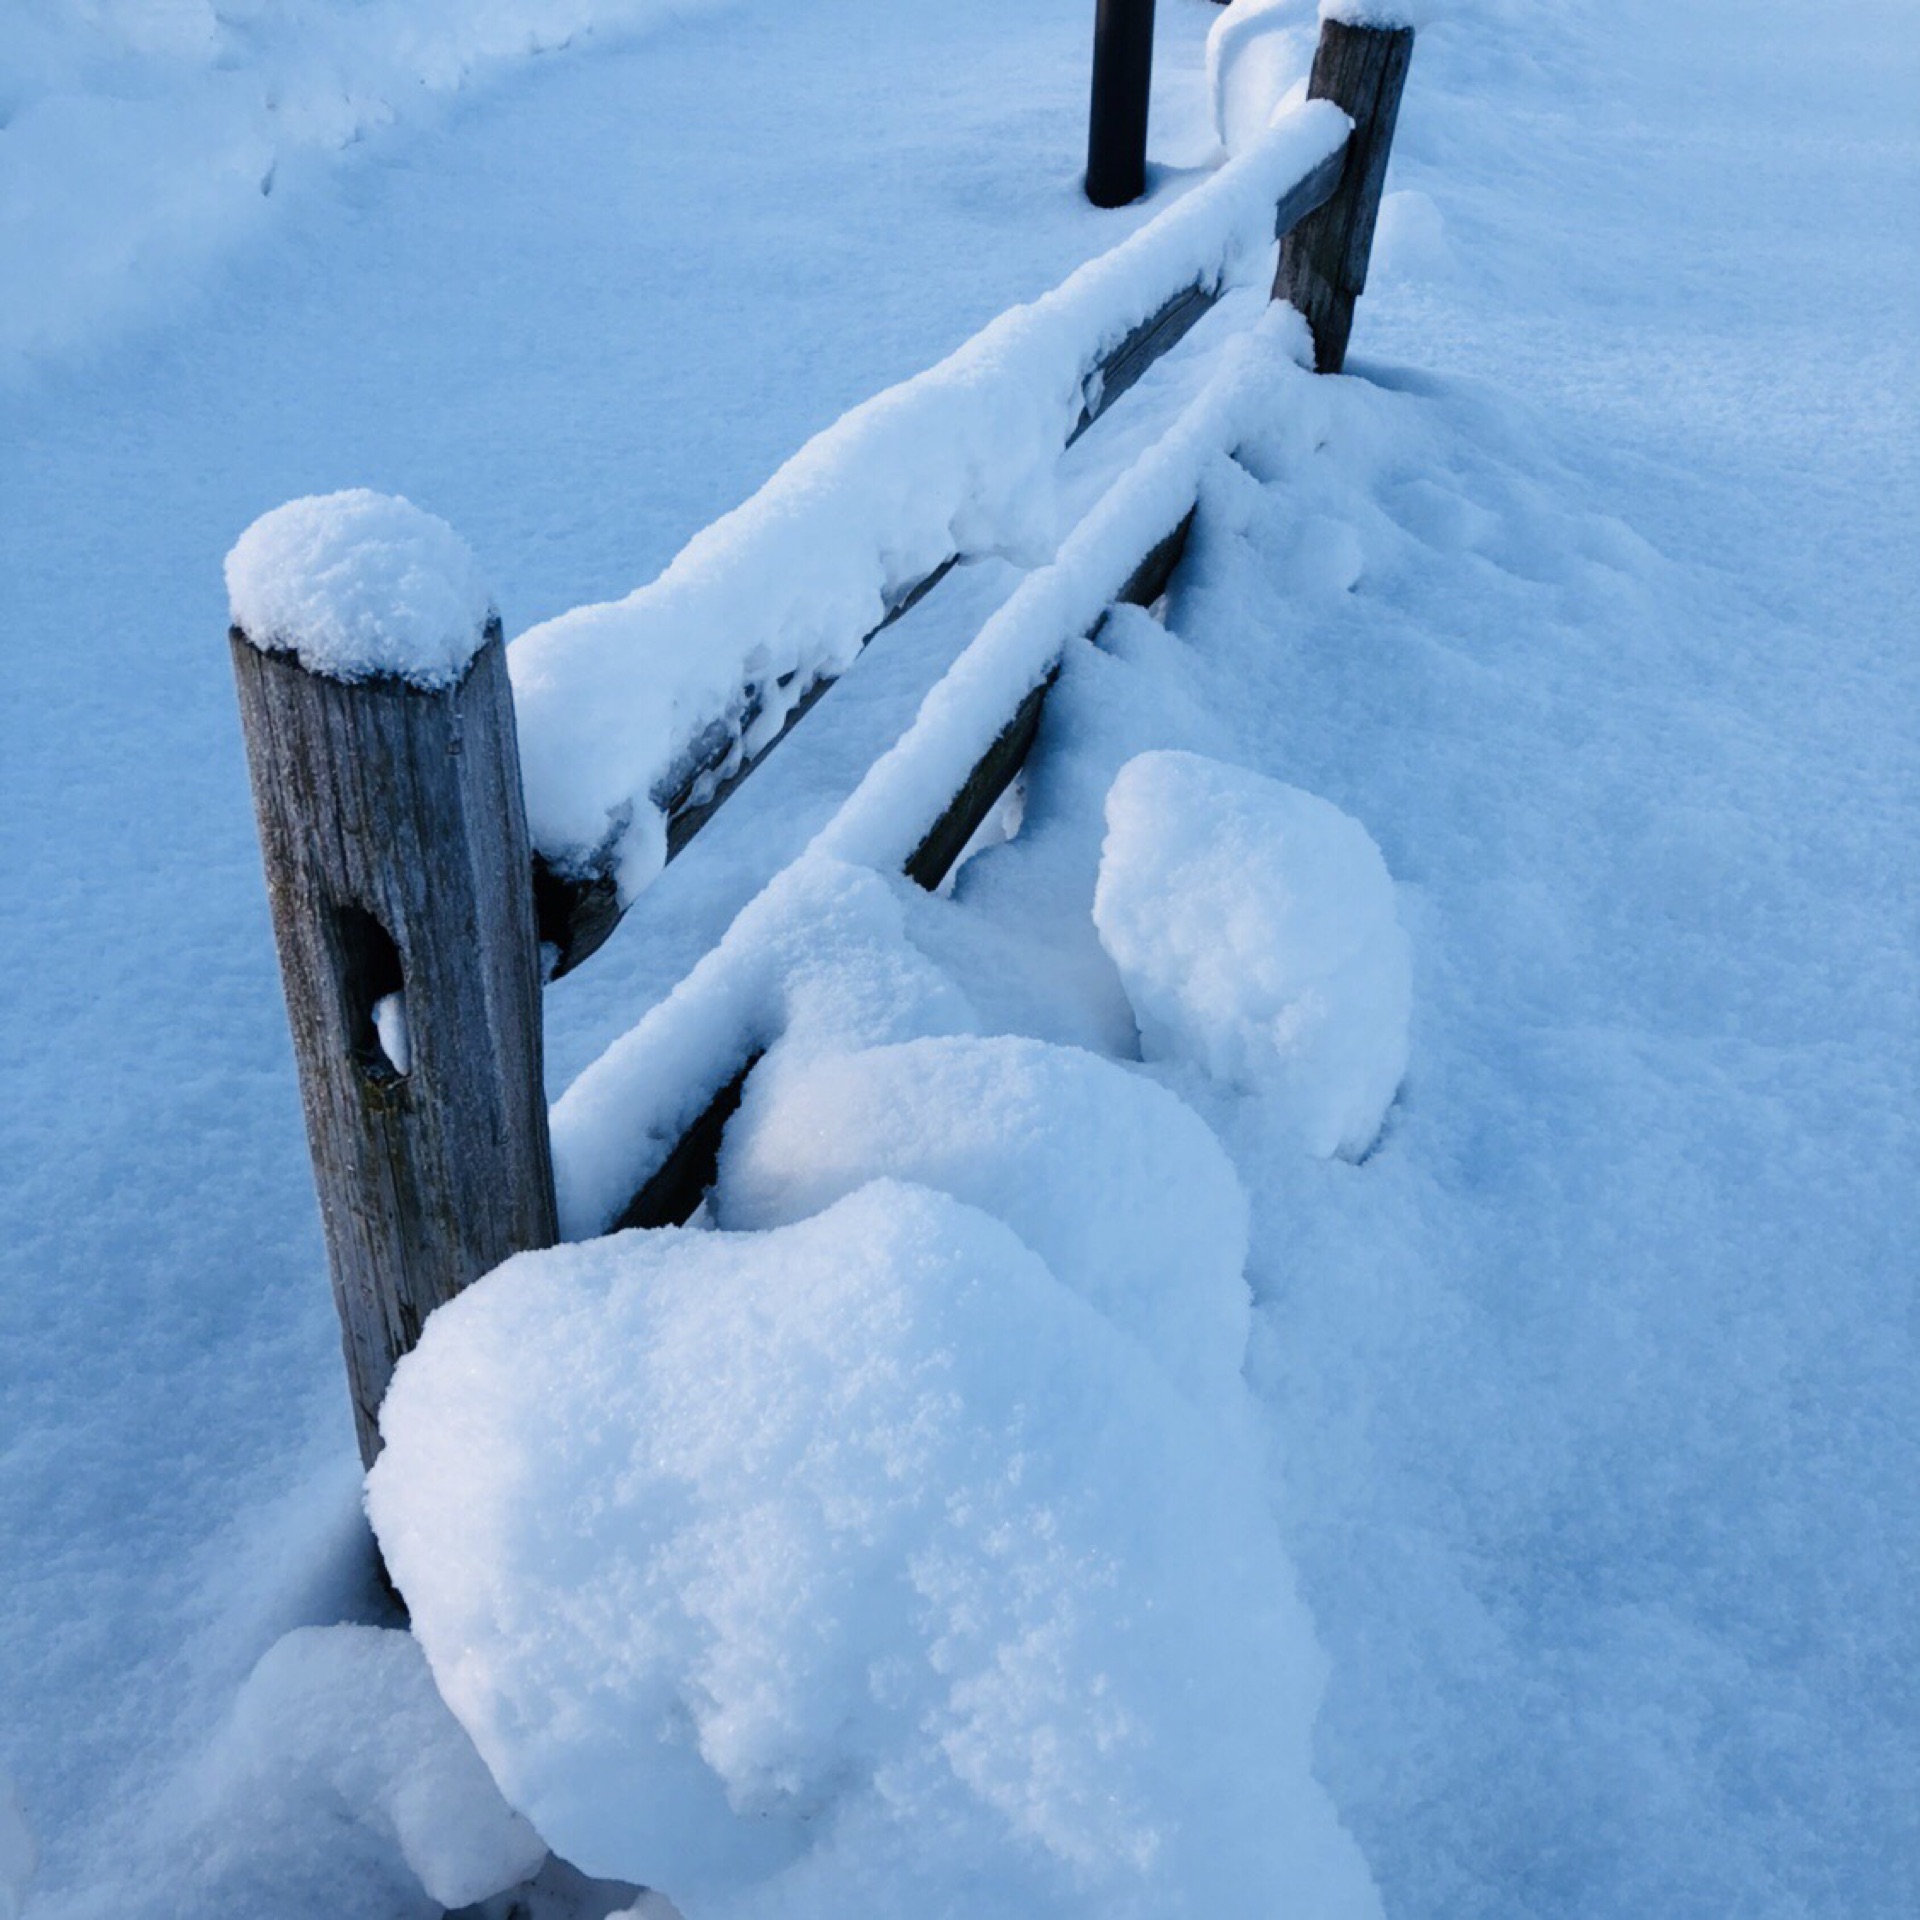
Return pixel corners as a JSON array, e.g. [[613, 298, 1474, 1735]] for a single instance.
[[3, 0, 1917, 1915]]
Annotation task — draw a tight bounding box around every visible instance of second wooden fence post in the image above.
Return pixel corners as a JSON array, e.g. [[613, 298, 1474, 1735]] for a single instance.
[[227, 492, 558, 1467], [1275, 14, 1416, 372]]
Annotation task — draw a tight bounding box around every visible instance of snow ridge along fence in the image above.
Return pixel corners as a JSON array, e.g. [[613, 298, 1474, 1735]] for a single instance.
[[227, 16, 1414, 1467]]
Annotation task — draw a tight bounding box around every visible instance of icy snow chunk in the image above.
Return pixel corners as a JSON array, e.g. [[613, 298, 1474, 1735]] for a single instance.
[[193, 1625, 546, 1911], [0, 1775, 34, 1920], [715, 1033, 1252, 1403], [372, 990, 412, 1077], [226, 490, 494, 688], [1094, 750, 1411, 1159], [367, 1183, 1377, 1919]]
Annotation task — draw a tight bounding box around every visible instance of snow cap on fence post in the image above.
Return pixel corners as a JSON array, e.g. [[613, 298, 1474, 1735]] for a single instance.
[[225, 489, 495, 688], [226, 490, 557, 1470]]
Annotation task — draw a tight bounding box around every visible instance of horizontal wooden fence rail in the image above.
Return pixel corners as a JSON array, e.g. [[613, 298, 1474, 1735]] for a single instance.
[[1067, 144, 1346, 445], [531, 112, 1365, 982], [608, 513, 1197, 1234], [229, 14, 1414, 1464]]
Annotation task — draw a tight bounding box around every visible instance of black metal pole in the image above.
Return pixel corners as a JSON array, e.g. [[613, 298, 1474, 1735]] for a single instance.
[[1085, 0, 1156, 208]]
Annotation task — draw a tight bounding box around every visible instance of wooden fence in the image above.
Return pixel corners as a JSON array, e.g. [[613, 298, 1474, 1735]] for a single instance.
[[230, 17, 1415, 1467]]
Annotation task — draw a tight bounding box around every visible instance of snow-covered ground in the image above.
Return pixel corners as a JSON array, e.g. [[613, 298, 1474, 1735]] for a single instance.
[[3, 0, 1916, 1914], [1, 1, 731, 381]]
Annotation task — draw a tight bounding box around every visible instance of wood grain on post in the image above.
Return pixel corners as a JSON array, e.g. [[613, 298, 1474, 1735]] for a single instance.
[[231, 608, 557, 1467], [1274, 16, 1415, 372]]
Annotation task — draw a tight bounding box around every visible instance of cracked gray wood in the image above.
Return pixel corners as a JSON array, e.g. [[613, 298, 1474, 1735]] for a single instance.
[[231, 622, 558, 1466]]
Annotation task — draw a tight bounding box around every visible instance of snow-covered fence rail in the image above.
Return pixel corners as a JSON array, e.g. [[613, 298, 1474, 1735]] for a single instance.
[[521, 20, 1412, 981], [1085, 0, 1159, 210], [227, 15, 1413, 1465], [519, 110, 1351, 976], [557, 395, 1254, 1242]]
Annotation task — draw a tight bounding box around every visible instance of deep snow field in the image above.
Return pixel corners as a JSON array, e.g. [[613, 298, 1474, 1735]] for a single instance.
[[3, 1, 1916, 1916]]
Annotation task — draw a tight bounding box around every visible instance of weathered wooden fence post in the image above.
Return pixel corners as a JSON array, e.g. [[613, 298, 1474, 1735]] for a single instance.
[[226, 492, 558, 1467], [1275, 13, 1416, 372], [1086, 0, 1157, 209]]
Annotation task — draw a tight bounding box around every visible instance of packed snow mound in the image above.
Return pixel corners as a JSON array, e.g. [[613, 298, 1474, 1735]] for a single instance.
[[188, 1625, 546, 1911], [715, 1033, 1253, 1405], [1094, 750, 1411, 1158], [367, 1182, 1378, 1920], [225, 489, 494, 687]]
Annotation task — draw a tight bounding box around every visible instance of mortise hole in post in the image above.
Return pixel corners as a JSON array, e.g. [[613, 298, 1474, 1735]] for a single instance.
[[334, 904, 410, 1085]]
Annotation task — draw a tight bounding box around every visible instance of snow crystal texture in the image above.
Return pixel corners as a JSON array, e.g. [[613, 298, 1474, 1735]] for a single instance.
[[187, 1625, 546, 1911], [225, 489, 494, 687], [715, 1033, 1253, 1406], [368, 1182, 1378, 1920], [1095, 750, 1411, 1158]]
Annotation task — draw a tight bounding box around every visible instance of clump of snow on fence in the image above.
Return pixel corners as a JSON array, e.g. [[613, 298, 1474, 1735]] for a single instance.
[[815, 306, 1314, 870], [1095, 750, 1411, 1159], [1209, 2, 1424, 157], [507, 101, 1349, 901], [225, 489, 493, 688], [187, 1625, 545, 1910], [550, 856, 980, 1238], [547, 310, 1323, 1239], [715, 1033, 1252, 1406], [368, 1180, 1379, 1920]]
